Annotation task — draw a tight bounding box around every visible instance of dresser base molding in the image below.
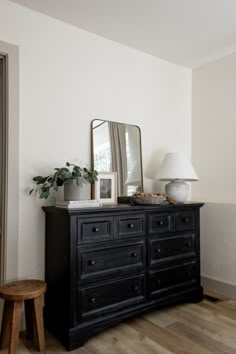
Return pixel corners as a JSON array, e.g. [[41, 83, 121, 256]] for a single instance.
[[45, 286, 203, 351], [43, 203, 204, 351]]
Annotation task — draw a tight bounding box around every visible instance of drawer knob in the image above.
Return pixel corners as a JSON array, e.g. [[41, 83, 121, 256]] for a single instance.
[[155, 248, 161, 253], [93, 227, 99, 232], [158, 221, 164, 225], [131, 252, 137, 258], [183, 218, 189, 223], [88, 260, 96, 266], [89, 297, 96, 304], [186, 241, 192, 248], [156, 279, 161, 286], [132, 285, 139, 292], [128, 223, 134, 228]]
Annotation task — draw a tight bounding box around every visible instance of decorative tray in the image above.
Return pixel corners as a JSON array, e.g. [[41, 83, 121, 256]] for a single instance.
[[129, 193, 167, 205]]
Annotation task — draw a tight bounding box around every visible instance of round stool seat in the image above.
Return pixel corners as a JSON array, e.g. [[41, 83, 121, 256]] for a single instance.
[[0, 279, 46, 301]]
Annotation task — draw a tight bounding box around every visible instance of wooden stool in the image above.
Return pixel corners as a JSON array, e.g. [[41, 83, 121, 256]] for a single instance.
[[0, 279, 47, 354]]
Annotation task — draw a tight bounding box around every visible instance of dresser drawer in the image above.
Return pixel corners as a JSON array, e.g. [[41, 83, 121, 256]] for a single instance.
[[148, 213, 174, 235], [149, 234, 196, 267], [149, 262, 197, 298], [77, 217, 114, 244], [79, 274, 145, 319], [79, 241, 145, 280], [117, 214, 146, 239], [176, 210, 195, 231]]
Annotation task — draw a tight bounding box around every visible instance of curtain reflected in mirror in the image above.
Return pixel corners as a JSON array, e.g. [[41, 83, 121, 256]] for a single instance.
[[91, 120, 143, 196]]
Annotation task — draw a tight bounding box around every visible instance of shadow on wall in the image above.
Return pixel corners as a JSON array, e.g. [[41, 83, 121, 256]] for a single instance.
[[200, 202, 236, 299]]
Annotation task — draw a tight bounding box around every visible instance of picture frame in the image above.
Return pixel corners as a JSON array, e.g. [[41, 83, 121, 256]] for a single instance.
[[94, 172, 117, 205]]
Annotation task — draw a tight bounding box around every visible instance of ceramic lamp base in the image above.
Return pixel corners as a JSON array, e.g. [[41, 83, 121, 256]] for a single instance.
[[165, 180, 189, 203]]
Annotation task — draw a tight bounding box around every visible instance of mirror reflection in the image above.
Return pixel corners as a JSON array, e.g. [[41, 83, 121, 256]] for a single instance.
[[91, 119, 143, 196]]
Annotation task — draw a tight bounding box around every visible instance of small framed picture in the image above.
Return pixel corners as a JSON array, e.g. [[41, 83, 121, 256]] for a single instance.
[[94, 172, 117, 205]]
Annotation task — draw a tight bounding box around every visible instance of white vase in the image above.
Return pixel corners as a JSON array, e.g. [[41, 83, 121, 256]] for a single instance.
[[64, 180, 91, 201]]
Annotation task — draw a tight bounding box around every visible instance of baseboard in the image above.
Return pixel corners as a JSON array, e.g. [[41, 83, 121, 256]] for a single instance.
[[201, 275, 236, 300]]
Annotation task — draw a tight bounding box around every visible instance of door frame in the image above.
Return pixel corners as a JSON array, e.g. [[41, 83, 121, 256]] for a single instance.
[[0, 40, 19, 283], [0, 54, 7, 283]]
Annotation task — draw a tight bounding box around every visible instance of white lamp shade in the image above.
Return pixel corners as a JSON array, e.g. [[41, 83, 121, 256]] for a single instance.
[[157, 152, 199, 181]]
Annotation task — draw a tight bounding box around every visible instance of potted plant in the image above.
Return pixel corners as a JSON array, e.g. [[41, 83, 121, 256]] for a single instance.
[[29, 162, 98, 200]]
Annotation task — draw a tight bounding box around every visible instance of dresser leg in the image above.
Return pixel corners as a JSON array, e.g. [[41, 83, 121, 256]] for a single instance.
[[190, 286, 204, 303]]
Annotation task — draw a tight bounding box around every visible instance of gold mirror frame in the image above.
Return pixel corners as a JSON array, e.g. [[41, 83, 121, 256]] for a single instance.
[[91, 119, 143, 197]]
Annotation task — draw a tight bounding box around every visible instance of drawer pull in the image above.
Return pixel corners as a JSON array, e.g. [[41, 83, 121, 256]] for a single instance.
[[128, 223, 134, 228], [131, 252, 137, 258], [92, 227, 99, 232], [155, 248, 161, 253], [158, 221, 164, 226], [88, 260, 96, 266], [156, 279, 161, 285], [89, 297, 96, 304], [183, 218, 189, 223], [186, 241, 192, 248]]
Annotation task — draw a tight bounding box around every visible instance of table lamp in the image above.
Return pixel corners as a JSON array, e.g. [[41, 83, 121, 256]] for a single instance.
[[157, 152, 198, 203]]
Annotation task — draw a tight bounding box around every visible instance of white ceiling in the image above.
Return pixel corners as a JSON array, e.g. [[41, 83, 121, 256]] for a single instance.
[[11, 0, 236, 68]]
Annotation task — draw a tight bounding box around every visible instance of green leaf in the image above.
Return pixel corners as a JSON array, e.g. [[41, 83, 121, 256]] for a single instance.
[[29, 189, 34, 195], [39, 191, 49, 199], [56, 178, 64, 187], [53, 184, 58, 191], [33, 176, 44, 183], [30, 163, 99, 200], [76, 177, 84, 186]]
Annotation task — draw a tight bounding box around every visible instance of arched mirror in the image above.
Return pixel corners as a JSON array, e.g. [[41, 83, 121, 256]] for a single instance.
[[91, 119, 143, 196]]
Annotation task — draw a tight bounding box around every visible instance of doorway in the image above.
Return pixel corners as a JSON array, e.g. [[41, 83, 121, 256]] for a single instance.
[[0, 54, 6, 284]]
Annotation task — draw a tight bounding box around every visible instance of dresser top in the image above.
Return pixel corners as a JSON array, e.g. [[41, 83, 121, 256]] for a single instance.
[[43, 202, 204, 215]]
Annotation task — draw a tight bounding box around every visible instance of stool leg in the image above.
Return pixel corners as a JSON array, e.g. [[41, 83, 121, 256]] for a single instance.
[[25, 299, 34, 340], [9, 301, 23, 354], [31, 296, 45, 351], [0, 300, 12, 349], [1, 300, 23, 354]]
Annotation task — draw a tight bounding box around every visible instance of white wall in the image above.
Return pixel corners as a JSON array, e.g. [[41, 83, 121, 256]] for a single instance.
[[192, 53, 236, 203], [0, 0, 192, 280], [200, 203, 236, 281], [192, 53, 236, 297]]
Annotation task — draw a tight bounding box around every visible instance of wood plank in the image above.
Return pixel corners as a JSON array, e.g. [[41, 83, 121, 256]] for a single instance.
[[128, 317, 213, 354], [183, 302, 236, 331], [142, 308, 177, 327], [201, 300, 236, 322], [167, 320, 236, 354], [220, 300, 236, 310], [91, 322, 173, 354], [17, 299, 236, 353], [165, 303, 236, 349], [73, 342, 104, 354]]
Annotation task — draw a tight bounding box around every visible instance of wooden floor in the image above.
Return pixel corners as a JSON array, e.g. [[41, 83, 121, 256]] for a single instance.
[[5, 296, 236, 353]]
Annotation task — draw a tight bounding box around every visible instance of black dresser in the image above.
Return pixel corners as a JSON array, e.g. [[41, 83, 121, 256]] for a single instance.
[[43, 203, 204, 350]]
